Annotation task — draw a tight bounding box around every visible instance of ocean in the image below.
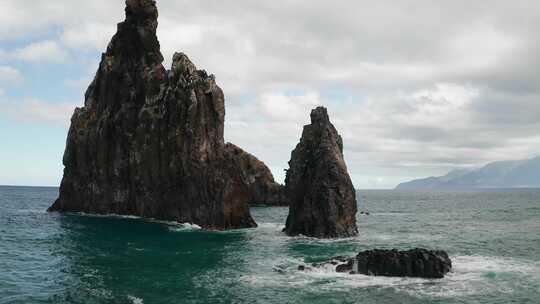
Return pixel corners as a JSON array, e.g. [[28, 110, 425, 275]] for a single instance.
[[1, 186, 539, 304]]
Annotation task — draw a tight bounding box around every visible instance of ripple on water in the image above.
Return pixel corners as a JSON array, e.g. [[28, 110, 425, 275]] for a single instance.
[[2, 188, 540, 303]]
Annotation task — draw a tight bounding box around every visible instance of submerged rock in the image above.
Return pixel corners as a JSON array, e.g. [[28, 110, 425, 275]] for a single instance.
[[284, 107, 358, 238], [225, 143, 289, 206], [308, 248, 452, 279], [48, 0, 256, 229]]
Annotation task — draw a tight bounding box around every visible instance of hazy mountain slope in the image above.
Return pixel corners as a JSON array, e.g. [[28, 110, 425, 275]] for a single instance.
[[396, 157, 540, 189]]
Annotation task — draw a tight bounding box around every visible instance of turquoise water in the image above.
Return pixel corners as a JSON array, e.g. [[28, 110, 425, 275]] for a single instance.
[[1, 186, 539, 303]]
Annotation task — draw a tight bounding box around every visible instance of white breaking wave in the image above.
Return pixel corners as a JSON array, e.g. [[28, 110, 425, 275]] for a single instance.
[[167, 222, 202, 232], [401, 255, 540, 298], [357, 232, 442, 242], [290, 234, 359, 244], [76, 212, 142, 220], [16, 209, 47, 214], [451, 255, 540, 274], [127, 295, 144, 304], [241, 255, 540, 299], [256, 222, 285, 230], [369, 212, 414, 217], [74, 212, 202, 231]]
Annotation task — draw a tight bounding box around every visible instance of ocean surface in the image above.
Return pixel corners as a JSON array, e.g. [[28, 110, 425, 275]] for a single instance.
[[1, 186, 539, 304]]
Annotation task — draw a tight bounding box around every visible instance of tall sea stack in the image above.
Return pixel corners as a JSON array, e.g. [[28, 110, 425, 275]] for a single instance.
[[49, 0, 256, 229], [284, 107, 358, 238]]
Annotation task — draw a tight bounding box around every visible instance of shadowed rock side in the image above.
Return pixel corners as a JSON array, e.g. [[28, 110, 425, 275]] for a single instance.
[[48, 0, 256, 230], [284, 107, 358, 238], [304, 248, 452, 279], [225, 143, 289, 206]]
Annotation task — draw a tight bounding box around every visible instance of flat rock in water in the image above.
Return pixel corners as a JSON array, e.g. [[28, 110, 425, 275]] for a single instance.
[[303, 248, 452, 279]]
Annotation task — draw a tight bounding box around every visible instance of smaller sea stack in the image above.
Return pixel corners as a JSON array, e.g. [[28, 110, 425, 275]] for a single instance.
[[284, 106, 358, 238]]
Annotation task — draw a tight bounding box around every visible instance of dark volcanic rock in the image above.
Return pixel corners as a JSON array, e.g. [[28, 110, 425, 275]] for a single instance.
[[48, 0, 256, 230], [328, 248, 452, 278], [284, 106, 358, 238], [225, 143, 289, 206]]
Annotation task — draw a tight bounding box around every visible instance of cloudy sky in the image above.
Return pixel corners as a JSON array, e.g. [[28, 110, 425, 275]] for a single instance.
[[1, 0, 539, 188]]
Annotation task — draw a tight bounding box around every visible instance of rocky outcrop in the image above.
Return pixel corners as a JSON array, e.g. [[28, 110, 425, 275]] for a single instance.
[[48, 0, 256, 230], [225, 143, 289, 206], [304, 248, 452, 279], [284, 107, 358, 238]]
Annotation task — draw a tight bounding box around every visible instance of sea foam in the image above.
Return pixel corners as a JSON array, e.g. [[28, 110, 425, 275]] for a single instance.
[[127, 295, 144, 304], [72, 212, 202, 231], [242, 255, 540, 299]]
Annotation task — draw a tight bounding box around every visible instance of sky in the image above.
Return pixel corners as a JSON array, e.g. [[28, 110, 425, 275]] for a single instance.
[[1, 0, 540, 188]]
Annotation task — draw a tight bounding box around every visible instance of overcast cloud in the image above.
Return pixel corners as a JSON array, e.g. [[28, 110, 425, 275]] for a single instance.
[[1, 0, 539, 188]]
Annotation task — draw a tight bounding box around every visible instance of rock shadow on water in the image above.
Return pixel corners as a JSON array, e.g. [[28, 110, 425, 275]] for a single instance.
[[48, 214, 251, 303]]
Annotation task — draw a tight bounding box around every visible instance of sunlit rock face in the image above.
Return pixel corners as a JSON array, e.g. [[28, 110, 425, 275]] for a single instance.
[[49, 0, 256, 230], [284, 106, 358, 238]]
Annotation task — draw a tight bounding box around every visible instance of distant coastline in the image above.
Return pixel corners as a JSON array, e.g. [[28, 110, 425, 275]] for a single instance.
[[396, 156, 540, 190], [3, 185, 540, 192], [0, 185, 59, 189]]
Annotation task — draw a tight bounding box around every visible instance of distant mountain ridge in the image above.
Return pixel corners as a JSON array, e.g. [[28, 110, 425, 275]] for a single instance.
[[396, 156, 540, 190]]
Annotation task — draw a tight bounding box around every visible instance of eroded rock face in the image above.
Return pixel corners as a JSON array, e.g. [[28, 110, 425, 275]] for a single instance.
[[48, 0, 256, 230], [284, 107, 358, 238], [225, 143, 288, 206], [309, 248, 452, 279]]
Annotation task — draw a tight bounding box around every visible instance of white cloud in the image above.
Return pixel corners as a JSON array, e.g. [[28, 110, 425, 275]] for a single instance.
[[13, 40, 68, 63], [0, 98, 77, 126], [227, 81, 540, 188], [64, 76, 93, 92], [0, 0, 119, 41], [258, 91, 321, 122], [412, 83, 478, 109], [61, 23, 115, 50], [2, 0, 540, 187], [401, 83, 479, 126], [0, 66, 23, 85], [443, 25, 521, 74]]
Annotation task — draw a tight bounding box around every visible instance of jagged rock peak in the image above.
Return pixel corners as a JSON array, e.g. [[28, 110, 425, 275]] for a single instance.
[[310, 106, 330, 124], [48, 0, 256, 230], [126, 0, 159, 23], [170, 52, 217, 91], [171, 52, 197, 75], [284, 106, 358, 238], [105, 0, 163, 67]]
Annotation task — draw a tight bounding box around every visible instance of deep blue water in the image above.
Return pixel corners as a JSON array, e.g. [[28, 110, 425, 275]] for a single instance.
[[1, 186, 539, 303]]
